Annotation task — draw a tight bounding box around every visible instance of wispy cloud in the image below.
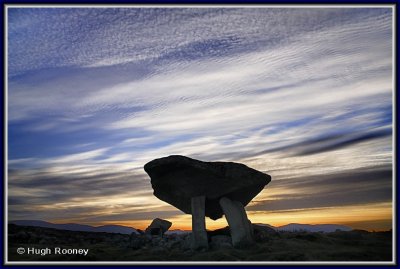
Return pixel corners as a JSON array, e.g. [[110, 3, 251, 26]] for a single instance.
[[10, 8, 385, 74], [248, 165, 392, 211]]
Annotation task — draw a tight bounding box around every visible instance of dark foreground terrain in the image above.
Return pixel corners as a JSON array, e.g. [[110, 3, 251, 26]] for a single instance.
[[8, 224, 392, 262]]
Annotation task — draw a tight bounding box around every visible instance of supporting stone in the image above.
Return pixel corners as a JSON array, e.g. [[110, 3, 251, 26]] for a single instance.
[[191, 196, 209, 249], [219, 197, 254, 248]]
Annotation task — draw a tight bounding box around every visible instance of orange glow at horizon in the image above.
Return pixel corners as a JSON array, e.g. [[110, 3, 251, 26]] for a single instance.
[[71, 202, 392, 232]]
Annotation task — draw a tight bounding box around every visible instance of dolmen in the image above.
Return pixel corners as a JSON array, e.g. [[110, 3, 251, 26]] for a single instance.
[[144, 155, 271, 249]]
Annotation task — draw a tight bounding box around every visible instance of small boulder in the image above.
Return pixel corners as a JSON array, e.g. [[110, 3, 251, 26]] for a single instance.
[[207, 226, 231, 237], [145, 218, 172, 237]]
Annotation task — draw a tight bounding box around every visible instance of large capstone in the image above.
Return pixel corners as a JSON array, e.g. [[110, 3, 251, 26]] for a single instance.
[[144, 155, 271, 220]]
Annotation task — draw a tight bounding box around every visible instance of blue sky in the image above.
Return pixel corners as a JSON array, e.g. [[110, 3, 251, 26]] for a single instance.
[[7, 7, 393, 230]]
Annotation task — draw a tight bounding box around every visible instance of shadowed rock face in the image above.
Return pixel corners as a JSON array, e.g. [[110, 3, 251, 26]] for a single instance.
[[144, 155, 271, 220]]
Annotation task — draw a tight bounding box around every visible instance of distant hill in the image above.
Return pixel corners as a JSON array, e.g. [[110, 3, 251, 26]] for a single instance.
[[10, 220, 352, 235], [276, 223, 352, 233], [254, 223, 277, 229], [9, 220, 139, 235]]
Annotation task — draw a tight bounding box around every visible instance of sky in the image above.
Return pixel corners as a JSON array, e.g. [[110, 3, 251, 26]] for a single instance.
[[7, 7, 393, 231]]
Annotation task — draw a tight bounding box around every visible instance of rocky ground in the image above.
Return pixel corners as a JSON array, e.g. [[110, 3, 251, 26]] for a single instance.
[[8, 224, 392, 262]]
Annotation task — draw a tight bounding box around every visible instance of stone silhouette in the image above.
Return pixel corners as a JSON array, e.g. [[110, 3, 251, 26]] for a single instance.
[[145, 218, 172, 237], [144, 155, 271, 249]]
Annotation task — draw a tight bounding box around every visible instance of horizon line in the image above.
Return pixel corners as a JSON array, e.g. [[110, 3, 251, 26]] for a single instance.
[[8, 219, 393, 232]]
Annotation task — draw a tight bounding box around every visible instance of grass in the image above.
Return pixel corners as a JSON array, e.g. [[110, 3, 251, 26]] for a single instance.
[[7, 224, 392, 262]]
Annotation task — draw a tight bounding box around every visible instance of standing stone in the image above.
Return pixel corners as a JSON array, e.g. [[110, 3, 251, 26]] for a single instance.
[[190, 196, 208, 249], [219, 197, 254, 248]]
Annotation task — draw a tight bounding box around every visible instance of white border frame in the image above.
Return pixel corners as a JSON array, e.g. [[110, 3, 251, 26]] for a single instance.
[[4, 4, 396, 266]]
